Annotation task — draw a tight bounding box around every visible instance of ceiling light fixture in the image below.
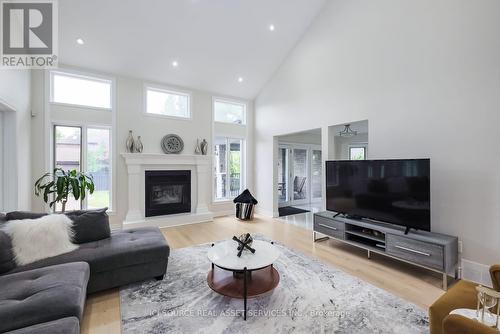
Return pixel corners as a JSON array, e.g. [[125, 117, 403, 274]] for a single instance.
[[76, 38, 84, 45], [172, 60, 179, 67], [339, 124, 358, 137], [269, 24, 275, 31], [238, 77, 244, 83]]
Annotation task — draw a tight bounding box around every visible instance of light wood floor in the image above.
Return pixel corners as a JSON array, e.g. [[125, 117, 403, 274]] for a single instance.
[[81, 214, 446, 333]]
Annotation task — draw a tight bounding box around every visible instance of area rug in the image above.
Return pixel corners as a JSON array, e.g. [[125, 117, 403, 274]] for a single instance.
[[278, 206, 310, 217], [120, 240, 429, 333]]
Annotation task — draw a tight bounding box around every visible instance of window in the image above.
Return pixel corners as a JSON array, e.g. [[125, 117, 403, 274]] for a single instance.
[[50, 71, 112, 109], [349, 146, 366, 160], [214, 99, 246, 125], [214, 137, 243, 201], [145, 86, 190, 119], [53, 125, 112, 211]]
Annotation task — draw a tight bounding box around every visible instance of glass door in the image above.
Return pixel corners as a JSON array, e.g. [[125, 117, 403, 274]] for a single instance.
[[311, 148, 322, 201], [291, 148, 308, 205], [277, 146, 290, 207]]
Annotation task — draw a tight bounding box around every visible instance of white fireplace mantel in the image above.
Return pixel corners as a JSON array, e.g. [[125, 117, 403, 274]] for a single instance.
[[121, 153, 214, 228]]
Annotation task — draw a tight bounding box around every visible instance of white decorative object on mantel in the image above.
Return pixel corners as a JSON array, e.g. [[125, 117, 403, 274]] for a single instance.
[[121, 153, 214, 228]]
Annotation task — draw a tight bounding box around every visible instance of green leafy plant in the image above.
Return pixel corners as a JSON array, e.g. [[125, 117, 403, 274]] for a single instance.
[[35, 168, 95, 212]]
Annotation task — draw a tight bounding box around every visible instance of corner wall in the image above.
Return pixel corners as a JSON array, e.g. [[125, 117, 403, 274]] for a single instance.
[[255, 0, 500, 267], [0, 70, 32, 211]]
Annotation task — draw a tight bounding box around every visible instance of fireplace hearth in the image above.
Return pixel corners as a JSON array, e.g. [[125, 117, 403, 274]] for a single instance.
[[145, 170, 191, 217]]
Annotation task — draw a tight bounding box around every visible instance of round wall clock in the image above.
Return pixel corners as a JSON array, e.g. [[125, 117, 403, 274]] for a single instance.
[[161, 134, 184, 154]]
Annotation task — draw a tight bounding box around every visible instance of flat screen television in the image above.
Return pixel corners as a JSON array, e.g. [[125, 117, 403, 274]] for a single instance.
[[326, 159, 430, 232]]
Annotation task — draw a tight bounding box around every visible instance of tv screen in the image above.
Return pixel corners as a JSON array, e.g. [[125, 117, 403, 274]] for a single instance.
[[326, 159, 430, 231]]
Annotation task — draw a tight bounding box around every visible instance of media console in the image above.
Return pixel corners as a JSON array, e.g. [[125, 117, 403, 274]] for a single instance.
[[313, 211, 459, 290]]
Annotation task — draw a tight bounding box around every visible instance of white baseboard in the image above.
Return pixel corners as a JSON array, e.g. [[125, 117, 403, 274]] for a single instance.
[[255, 207, 274, 218], [461, 259, 492, 287], [122, 212, 214, 229]]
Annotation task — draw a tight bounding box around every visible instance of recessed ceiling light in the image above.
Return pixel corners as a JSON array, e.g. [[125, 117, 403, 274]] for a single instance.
[[172, 60, 179, 67], [269, 24, 275, 31], [238, 77, 244, 83], [76, 38, 84, 45]]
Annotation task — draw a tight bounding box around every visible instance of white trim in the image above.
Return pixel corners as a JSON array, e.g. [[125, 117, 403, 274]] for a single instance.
[[45, 68, 117, 213], [212, 136, 245, 202], [143, 83, 192, 120], [49, 70, 113, 111]]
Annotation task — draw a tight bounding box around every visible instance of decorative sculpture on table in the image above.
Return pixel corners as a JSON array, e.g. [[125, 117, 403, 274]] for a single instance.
[[232, 233, 255, 257], [476, 285, 500, 328]]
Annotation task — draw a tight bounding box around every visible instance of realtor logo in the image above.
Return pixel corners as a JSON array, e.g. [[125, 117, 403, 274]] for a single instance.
[[1, 0, 58, 68]]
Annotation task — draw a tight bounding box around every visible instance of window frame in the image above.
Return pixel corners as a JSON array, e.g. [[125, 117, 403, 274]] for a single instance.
[[213, 136, 245, 202], [213, 97, 247, 126], [349, 145, 367, 160], [49, 70, 113, 111], [143, 83, 192, 120], [52, 122, 113, 212]]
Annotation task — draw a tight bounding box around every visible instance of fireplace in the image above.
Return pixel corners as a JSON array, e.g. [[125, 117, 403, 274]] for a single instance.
[[145, 170, 191, 217]]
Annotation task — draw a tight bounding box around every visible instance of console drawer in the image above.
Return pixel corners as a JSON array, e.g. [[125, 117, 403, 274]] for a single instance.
[[314, 216, 344, 240], [386, 234, 444, 271]]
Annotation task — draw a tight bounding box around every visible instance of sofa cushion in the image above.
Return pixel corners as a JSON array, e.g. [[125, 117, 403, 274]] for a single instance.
[[0, 262, 89, 333], [0, 230, 15, 274], [4, 317, 79, 334], [7, 227, 169, 274], [66, 208, 110, 244], [5, 211, 47, 221]]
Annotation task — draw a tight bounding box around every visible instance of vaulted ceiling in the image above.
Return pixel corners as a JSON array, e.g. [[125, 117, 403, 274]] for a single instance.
[[58, 0, 327, 99]]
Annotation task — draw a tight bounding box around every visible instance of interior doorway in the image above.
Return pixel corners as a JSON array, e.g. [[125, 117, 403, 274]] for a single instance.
[[276, 129, 322, 214]]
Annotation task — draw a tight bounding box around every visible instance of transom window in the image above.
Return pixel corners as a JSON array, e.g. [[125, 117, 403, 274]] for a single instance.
[[50, 71, 112, 109], [214, 99, 246, 125], [145, 86, 191, 119]]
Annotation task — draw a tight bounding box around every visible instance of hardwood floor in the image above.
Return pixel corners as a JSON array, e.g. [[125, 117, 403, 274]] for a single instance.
[[82, 214, 446, 333]]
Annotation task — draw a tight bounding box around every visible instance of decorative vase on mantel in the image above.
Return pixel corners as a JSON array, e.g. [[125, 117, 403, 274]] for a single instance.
[[135, 136, 144, 153], [126, 130, 135, 153], [200, 139, 208, 155], [194, 139, 201, 154]]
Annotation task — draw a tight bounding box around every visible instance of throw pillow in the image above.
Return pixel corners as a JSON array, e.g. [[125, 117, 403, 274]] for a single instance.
[[3, 214, 78, 266], [5, 211, 47, 221], [66, 208, 110, 244]]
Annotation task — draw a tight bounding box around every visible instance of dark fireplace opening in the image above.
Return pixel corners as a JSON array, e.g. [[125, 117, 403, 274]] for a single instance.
[[145, 170, 191, 217]]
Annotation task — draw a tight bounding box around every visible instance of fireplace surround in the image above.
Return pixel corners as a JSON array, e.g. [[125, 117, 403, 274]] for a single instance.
[[121, 153, 213, 228]]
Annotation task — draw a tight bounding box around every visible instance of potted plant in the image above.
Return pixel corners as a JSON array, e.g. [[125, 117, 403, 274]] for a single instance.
[[35, 168, 95, 212]]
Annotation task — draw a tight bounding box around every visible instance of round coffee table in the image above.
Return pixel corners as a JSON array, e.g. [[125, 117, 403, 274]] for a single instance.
[[207, 239, 280, 320]]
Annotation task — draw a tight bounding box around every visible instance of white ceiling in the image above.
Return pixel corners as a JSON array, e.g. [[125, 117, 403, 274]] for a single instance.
[[58, 0, 327, 99]]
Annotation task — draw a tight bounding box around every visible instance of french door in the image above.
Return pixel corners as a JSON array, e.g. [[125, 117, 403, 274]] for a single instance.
[[277, 144, 321, 207]]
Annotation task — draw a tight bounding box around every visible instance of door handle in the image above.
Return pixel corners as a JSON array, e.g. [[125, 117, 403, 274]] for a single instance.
[[394, 245, 431, 257], [319, 223, 337, 231]]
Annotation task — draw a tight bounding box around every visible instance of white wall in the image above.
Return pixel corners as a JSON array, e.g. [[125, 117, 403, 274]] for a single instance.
[[0, 70, 32, 211], [255, 0, 500, 266], [31, 66, 253, 227], [334, 133, 369, 160]]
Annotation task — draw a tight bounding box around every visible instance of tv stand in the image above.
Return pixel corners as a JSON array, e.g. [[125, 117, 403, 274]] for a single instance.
[[313, 211, 459, 290]]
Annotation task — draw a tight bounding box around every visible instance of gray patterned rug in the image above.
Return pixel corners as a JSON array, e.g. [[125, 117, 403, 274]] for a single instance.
[[120, 240, 429, 333]]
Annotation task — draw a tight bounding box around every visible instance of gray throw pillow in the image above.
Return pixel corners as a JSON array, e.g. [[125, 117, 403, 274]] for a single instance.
[[5, 211, 47, 221], [0, 230, 16, 274], [66, 208, 110, 244]]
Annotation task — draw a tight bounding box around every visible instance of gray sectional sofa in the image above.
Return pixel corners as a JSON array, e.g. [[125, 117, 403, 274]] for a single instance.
[[0, 212, 170, 333]]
